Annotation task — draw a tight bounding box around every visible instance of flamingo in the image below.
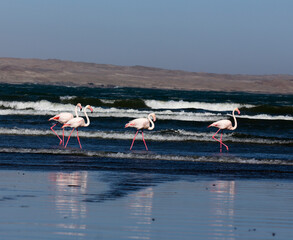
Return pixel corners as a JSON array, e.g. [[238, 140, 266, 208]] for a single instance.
[[125, 113, 156, 151], [49, 103, 82, 145], [62, 105, 93, 149], [208, 108, 240, 152]]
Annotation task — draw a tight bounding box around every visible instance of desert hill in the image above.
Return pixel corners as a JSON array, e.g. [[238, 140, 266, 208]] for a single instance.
[[0, 58, 292, 94]]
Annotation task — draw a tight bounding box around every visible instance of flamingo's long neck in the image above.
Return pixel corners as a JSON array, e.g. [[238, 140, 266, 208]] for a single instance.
[[75, 105, 79, 117], [83, 107, 90, 127], [148, 115, 155, 130], [231, 109, 238, 130]]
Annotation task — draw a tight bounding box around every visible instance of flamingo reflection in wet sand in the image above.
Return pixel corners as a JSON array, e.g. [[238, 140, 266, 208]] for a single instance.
[[125, 113, 156, 151], [62, 105, 93, 149], [208, 108, 240, 152], [49, 103, 82, 146]]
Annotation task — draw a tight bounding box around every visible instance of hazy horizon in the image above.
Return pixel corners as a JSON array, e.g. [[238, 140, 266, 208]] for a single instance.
[[1, 0, 293, 75]]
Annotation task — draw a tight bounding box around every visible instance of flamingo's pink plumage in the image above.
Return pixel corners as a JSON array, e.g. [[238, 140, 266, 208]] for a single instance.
[[125, 113, 156, 151], [49, 103, 82, 145], [62, 105, 93, 149], [208, 108, 240, 152]]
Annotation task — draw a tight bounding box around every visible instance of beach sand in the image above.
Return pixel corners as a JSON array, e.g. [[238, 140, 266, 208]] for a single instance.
[[1, 57, 293, 94], [0, 169, 292, 239]]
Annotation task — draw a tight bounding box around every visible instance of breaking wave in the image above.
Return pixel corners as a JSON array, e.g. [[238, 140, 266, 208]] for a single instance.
[[0, 100, 292, 121], [145, 99, 253, 111]]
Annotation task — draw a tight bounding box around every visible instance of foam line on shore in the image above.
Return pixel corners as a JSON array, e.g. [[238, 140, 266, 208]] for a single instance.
[[0, 147, 291, 165], [0, 127, 291, 145]]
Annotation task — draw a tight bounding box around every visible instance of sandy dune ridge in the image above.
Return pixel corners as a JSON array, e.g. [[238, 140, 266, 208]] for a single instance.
[[0, 58, 292, 94]]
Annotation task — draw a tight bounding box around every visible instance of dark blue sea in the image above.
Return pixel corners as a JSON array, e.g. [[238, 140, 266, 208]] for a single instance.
[[0, 83, 292, 178]]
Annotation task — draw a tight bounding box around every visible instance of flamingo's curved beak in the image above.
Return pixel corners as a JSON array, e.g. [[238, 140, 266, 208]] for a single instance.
[[237, 108, 241, 114], [77, 103, 82, 111]]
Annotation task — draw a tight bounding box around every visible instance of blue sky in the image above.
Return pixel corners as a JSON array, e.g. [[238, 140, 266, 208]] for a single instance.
[[1, 0, 293, 74]]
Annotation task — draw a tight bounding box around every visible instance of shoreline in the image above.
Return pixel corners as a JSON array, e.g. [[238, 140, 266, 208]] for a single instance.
[[0, 169, 292, 239], [1, 57, 292, 94]]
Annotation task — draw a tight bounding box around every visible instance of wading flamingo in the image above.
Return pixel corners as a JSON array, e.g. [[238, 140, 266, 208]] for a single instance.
[[208, 108, 240, 152], [49, 103, 82, 145], [125, 113, 156, 151], [62, 105, 93, 149]]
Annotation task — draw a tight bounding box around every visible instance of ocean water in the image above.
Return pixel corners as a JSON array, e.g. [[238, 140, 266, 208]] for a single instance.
[[0, 83, 292, 177]]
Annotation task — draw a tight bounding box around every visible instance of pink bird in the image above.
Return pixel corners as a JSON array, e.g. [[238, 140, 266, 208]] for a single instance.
[[125, 113, 156, 151], [62, 105, 93, 149], [208, 108, 240, 152], [49, 103, 82, 145]]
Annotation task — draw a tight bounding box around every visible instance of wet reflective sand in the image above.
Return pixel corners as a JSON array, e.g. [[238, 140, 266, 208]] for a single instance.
[[0, 170, 292, 239]]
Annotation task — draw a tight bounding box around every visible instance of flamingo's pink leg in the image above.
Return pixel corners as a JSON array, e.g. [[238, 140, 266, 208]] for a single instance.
[[130, 130, 139, 150], [76, 128, 82, 149], [212, 129, 229, 152], [212, 128, 221, 141], [141, 131, 148, 151], [220, 130, 223, 153], [62, 128, 65, 146], [50, 123, 62, 145], [65, 128, 75, 148]]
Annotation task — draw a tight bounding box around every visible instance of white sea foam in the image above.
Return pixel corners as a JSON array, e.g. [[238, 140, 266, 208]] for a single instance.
[[0, 147, 291, 165], [60, 96, 77, 101], [93, 107, 222, 121], [145, 99, 254, 111], [100, 99, 115, 104], [0, 127, 291, 145], [238, 114, 293, 121], [0, 100, 74, 112]]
